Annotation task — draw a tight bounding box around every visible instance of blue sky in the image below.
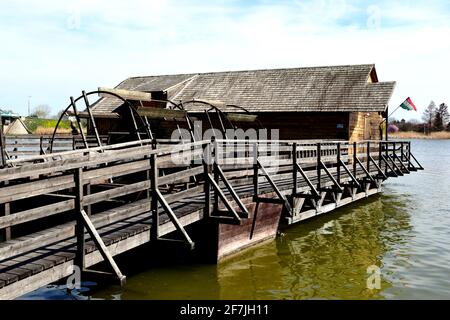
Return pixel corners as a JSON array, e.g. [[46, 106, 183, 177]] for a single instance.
[[1, 0, 449, 120]]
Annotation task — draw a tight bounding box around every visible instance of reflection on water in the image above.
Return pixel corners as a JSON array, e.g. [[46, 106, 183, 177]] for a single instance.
[[216, 195, 411, 300], [22, 140, 450, 299]]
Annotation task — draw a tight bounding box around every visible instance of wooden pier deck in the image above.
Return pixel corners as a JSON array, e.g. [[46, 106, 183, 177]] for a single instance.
[[0, 138, 422, 299]]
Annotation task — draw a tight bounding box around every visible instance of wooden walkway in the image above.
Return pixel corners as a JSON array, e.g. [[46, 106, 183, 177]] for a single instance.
[[0, 138, 422, 299]]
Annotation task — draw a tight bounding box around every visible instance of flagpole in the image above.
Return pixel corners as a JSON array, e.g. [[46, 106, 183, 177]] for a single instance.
[[387, 105, 402, 119]]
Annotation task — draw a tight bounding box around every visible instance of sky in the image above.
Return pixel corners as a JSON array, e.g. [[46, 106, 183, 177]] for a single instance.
[[1, 0, 449, 121]]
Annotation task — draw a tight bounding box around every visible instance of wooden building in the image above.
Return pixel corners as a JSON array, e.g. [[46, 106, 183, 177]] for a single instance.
[[86, 64, 395, 141]]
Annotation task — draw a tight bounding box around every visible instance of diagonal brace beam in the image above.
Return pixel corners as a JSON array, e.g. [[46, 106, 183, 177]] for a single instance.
[[355, 157, 376, 183], [319, 161, 343, 192], [257, 160, 293, 214], [214, 163, 249, 218], [380, 155, 398, 177], [156, 189, 195, 249], [79, 209, 126, 286], [393, 153, 410, 173], [339, 159, 361, 189], [369, 156, 387, 179], [207, 174, 243, 221], [295, 163, 320, 198]]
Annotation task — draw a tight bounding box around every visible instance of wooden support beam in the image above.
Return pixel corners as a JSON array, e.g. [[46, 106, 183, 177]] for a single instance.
[[257, 159, 293, 215], [338, 159, 361, 189], [156, 189, 195, 249], [380, 154, 398, 177], [214, 163, 249, 218], [79, 209, 126, 286], [295, 163, 320, 198], [137, 108, 187, 120], [98, 87, 153, 102], [319, 161, 343, 192], [150, 154, 159, 241], [225, 113, 258, 123], [355, 157, 376, 183], [0, 123, 5, 168], [207, 174, 243, 222], [74, 168, 85, 270], [369, 155, 387, 179]]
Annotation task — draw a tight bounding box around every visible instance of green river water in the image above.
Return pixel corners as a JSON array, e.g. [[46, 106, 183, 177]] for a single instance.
[[22, 139, 450, 300]]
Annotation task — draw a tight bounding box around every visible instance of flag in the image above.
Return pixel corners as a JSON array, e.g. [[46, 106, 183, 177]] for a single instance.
[[399, 97, 417, 111]]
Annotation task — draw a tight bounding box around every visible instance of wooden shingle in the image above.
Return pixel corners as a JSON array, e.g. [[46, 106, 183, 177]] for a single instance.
[[89, 64, 395, 115]]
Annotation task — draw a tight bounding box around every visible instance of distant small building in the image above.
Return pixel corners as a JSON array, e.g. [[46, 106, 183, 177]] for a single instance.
[[83, 64, 395, 142], [0, 110, 31, 135]]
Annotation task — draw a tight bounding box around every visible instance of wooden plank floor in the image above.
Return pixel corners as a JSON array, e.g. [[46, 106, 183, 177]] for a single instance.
[[0, 162, 403, 298]]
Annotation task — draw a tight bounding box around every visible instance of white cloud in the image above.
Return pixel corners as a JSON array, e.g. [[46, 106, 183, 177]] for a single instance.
[[0, 0, 449, 121]]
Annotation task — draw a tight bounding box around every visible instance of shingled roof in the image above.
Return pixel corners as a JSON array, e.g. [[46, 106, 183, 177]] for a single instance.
[[90, 64, 395, 115]]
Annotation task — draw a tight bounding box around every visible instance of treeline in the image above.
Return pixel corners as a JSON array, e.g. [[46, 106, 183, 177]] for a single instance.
[[392, 101, 450, 134]]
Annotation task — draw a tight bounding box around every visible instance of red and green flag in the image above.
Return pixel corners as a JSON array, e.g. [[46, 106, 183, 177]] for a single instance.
[[400, 97, 417, 111]]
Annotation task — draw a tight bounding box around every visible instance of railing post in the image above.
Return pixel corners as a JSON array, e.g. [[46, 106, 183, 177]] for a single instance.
[[74, 167, 85, 270], [253, 142, 259, 197], [336, 143, 341, 184], [400, 142, 404, 162], [408, 141, 412, 169], [204, 141, 212, 219], [0, 123, 5, 168], [367, 141, 371, 173], [150, 153, 159, 241], [385, 141, 389, 175], [213, 139, 219, 215], [317, 143, 321, 190], [1, 181, 11, 241], [39, 136, 44, 155], [353, 142, 357, 178], [392, 141, 396, 160], [378, 141, 382, 172], [293, 143, 298, 196]]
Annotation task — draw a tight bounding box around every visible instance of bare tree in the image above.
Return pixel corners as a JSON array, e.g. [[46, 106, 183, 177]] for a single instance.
[[434, 103, 450, 131], [30, 104, 51, 119], [422, 101, 436, 134]]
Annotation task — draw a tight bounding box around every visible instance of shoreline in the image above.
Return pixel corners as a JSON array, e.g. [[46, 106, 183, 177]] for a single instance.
[[389, 131, 450, 140]]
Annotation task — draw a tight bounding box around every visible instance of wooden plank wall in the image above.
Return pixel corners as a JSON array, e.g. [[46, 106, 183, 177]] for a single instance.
[[349, 112, 383, 142]]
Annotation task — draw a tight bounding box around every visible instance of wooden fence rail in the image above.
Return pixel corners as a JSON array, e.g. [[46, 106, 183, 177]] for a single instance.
[[0, 138, 423, 293]]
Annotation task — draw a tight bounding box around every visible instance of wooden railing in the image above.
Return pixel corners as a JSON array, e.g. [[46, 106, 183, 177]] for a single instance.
[[2, 135, 109, 160], [0, 138, 422, 283]]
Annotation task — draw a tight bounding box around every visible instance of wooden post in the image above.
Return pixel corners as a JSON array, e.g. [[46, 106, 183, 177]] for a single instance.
[[400, 142, 404, 162], [353, 142, 357, 178], [213, 140, 219, 215], [39, 136, 44, 155], [379, 141, 383, 172], [367, 141, 371, 172], [74, 167, 85, 270], [150, 153, 159, 241], [385, 141, 389, 175], [253, 142, 259, 197], [0, 123, 5, 168], [317, 143, 321, 190], [1, 180, 11, 241], [336, 143, 341, 184], [393, 141, 396, 160], [293, 143, 298, 196], [408, 141, 412, 170], [204, 160, 211, 219]]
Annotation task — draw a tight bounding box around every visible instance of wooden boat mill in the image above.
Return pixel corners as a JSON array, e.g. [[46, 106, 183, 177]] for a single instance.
[[0, 64, 423, 299]]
